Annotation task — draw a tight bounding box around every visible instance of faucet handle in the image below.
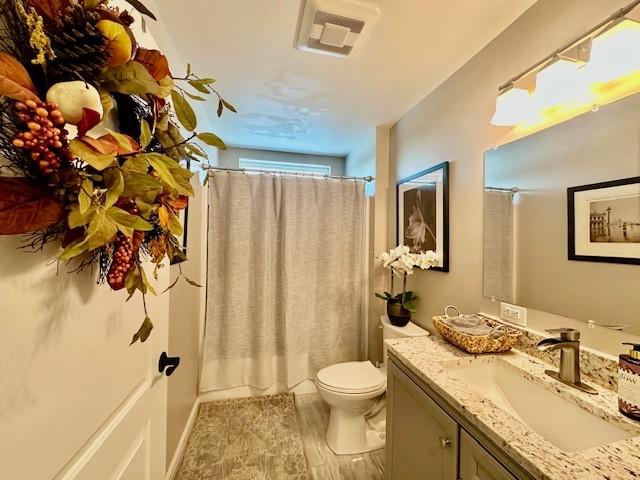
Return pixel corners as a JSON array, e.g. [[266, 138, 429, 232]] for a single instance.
[[546, 327, 580, 341]]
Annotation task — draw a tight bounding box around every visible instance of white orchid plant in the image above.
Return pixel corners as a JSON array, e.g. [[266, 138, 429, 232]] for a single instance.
[[375, 245, 439, 312]]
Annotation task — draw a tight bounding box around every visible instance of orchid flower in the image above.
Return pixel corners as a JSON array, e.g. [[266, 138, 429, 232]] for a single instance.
[[375, 245, 440, 312]]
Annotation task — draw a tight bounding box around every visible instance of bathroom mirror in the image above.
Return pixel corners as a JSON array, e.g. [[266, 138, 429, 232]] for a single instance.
[[483, 92, 640, 334]]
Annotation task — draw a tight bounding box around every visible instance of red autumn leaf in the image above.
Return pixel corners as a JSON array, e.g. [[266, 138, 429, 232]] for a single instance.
[[168, 195, 188, 211], [151, 95, 165, 123], [28, 0, 66, 21], [76, 108, 102, 137], [99, 133, 140, 154], [0, 177, 65, 235], [0, 52, 40, 103], [0, 53, 37, 92], [134, 48, 171, 81], [0, 77, 40, 103], [80, 136, 117, 155], [79, 133, 140, 156]]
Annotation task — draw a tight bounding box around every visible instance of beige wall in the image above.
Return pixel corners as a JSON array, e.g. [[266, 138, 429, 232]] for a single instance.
[[219, 146, 346, 175], [368, 127, 392, 364], [346, 131, 377, 197], [142, 1, 218, 469], [485, 93, 640, 332], [389, 0, 632, 339], [346, 131, 376, 178], [166, 179, 208, 465]]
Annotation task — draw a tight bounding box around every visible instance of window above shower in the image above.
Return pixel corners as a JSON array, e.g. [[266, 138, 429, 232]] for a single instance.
[[238, 158, 333, 176]]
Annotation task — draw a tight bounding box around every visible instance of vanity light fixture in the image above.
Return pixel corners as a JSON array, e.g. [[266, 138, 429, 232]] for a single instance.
[[491, 0, 640, 130], [558, 38, 592, 67]]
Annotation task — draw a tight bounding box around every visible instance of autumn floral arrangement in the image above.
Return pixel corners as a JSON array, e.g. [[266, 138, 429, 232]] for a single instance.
[[0, 0, 235, 343]]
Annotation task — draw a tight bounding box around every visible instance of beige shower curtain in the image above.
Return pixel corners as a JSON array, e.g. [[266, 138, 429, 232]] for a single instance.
[[483, 190, 515, 302], [200, 172, 366, 392]]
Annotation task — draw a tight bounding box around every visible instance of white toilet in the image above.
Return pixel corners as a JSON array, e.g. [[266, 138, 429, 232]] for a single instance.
[[315, 315, 429, 454]]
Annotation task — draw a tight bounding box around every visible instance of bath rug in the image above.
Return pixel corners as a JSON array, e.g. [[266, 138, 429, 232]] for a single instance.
[[175, 393, 309, 480]]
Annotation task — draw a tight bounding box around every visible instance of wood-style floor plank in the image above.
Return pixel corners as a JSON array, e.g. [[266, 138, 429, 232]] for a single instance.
[[294, 393, 384, 480]]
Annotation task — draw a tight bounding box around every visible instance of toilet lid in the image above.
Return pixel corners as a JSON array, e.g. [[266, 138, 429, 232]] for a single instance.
[[316, 361, 385, 393], [380, 315, 430, 337]]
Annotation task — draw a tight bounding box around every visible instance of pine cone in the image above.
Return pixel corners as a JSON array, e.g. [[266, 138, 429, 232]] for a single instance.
[[48, 4, 111, 83]]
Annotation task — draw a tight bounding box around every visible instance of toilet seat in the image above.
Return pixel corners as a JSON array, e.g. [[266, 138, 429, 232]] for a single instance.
[[316, 361, 385, 394]]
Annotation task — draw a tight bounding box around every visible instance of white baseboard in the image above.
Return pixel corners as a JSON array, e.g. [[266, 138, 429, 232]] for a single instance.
[[166, 399, 200, 480]]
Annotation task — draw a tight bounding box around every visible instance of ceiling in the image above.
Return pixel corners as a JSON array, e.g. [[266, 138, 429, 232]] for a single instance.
[[154, 0, 537, 156]]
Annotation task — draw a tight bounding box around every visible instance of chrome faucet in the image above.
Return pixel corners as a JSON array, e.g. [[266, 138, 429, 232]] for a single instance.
[[537, 328, 597, 395]]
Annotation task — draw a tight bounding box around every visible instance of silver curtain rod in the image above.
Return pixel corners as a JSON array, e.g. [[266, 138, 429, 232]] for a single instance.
[[203, 165, 375, 182], [485, 187, 519, 193], [499, 0, 640, 92]]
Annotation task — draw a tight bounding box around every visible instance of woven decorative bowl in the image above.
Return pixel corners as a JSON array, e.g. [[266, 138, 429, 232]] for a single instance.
[[432, 315, 522, 354]]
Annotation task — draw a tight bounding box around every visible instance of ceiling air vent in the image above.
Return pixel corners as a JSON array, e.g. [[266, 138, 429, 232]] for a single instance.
[[295, 0, 379, 58]]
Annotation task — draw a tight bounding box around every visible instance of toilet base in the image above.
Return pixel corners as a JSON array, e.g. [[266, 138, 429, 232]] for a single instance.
[[325, 406, 386, 455]]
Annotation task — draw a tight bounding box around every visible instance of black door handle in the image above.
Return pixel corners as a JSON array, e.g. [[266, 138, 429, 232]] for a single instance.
[[158, 352, 180, 376]]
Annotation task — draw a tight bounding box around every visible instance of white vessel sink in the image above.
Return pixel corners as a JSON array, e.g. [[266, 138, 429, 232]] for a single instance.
[[447, 361, 637, 452]]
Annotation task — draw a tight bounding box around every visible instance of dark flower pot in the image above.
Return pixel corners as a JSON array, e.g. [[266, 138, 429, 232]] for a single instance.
[[387, 301, 412, 327]]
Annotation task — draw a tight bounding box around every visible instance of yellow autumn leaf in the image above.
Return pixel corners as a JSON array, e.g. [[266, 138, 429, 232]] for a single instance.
[[158, 205, 170, 229]]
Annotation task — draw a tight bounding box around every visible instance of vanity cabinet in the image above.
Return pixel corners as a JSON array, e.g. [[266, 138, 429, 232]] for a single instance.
[[459, 431, 516, 480], [386, 357, 533, 480], [385, 355, 458, 480]]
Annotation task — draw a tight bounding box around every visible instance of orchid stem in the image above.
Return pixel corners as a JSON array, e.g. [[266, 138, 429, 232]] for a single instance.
[[402, 274, 407, 307], [390, 271, 394, 297]]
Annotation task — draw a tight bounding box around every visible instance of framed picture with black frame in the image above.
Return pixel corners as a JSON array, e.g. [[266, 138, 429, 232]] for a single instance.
[[396, 161, 449, 272], [568, 176, 640, 265], [169, 203, 189, 265], [170, 160, 191, 265]]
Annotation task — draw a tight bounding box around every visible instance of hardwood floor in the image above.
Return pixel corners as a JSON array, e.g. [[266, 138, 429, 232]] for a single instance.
[[294, 393, 385, 480]]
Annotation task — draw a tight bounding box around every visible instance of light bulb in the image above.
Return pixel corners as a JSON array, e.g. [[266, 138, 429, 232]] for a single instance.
[[491, 87, 539, 126], [585, 20, 640, 84], [534, 59, 594, 111]]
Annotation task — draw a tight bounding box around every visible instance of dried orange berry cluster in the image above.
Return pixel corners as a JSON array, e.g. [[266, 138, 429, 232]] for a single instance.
[[107, 232, 136, 290], [11, 99, 73, 175]]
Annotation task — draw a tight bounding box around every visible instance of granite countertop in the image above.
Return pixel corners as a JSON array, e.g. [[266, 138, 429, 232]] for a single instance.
[[386, 335, 640, 480]]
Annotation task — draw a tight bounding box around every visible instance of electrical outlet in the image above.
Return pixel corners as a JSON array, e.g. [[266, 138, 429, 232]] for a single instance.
[[500, 302, 528, 327]]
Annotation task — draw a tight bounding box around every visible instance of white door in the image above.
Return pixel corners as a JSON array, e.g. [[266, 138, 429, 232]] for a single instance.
[[55, 268, 170, 480], [0, 246, 170, 480], [58, 318, 169, 478]]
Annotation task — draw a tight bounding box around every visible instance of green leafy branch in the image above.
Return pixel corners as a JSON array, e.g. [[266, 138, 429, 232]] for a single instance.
[[162, 262, 202, 294], [162, 91, 228, 166], [173, 63, 237, 118], [78, 53, 233, 346], [129, 290, 152, 345], [126, 263, 157, 345], [60, 206, 153, 261]]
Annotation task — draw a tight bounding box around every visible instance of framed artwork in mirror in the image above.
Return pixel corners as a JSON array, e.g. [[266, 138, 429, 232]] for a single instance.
[[568, 176, 640, 265], [397, 161, 449, 272]]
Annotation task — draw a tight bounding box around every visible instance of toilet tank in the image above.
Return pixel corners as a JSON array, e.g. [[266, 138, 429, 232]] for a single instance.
[[380, 315, 429, 369]]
